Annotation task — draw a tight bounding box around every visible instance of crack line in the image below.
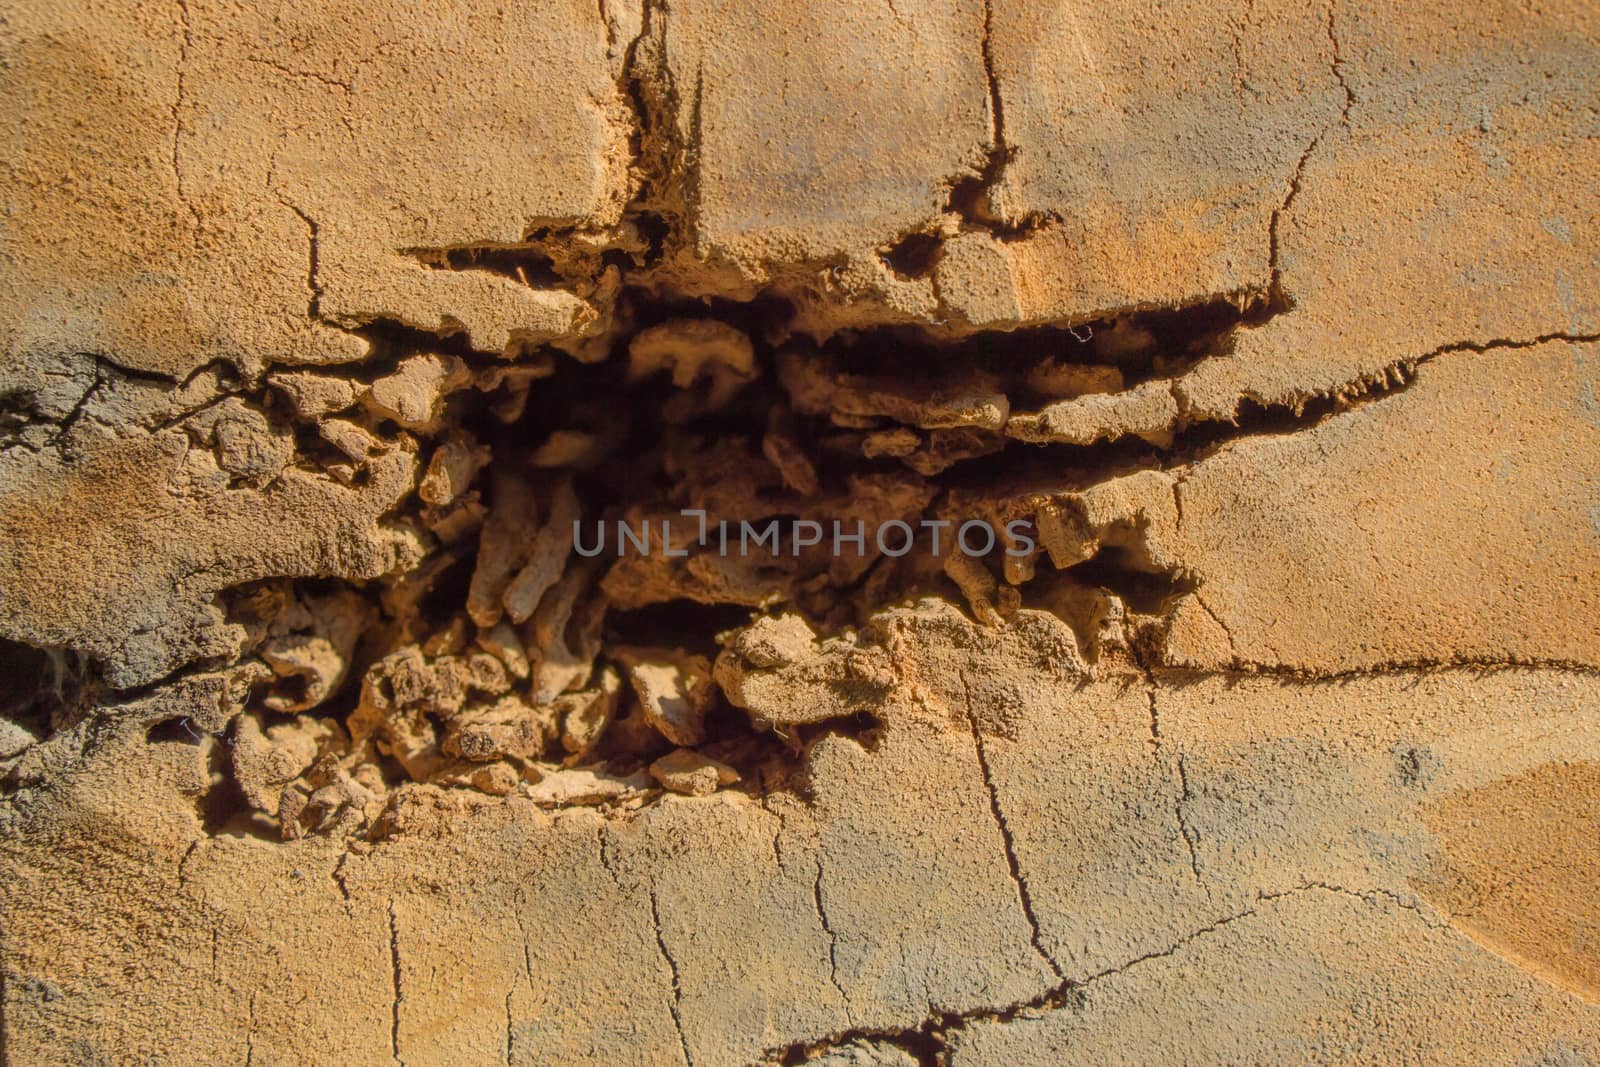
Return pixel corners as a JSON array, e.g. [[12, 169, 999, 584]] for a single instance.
[[648, 886, 694, 1067], [1267, 0, 1355, 305], [245, 991, 256, 1067], [960, 671, 1063, 981], [813, 857, 850, 1009], [1260, 881, 1445, 930], [277, 197, 323, 320], [509, 888, 540, 1006], [979, 0, 1006, 155], [171, 0, 202, 242], [504, 987, 515, 1066], [1166, 653, 1600, 684], [1173, 752, 1203, 882], [1143, 684, 1204, 884], [387, 898, 404, 1065], [763, 879, 1436, 1062]]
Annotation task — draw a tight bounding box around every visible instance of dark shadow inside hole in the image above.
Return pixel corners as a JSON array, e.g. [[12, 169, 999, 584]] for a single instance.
[[266, 672, 314, 713], [814, 290, 1267, 392], [0, 389, 43, 434], [616, 288, 798, 349], [146, 716, 205, 745], [882, 232, 942, 279], [0, 637, 71, 738], [195, 720, 274, 837], [410, 245, 564, 288], [1064, 546, 1194, 615], [946, 171, 999, 228], [605, 600, 758, 652], [371, 748, 412, 792], [797, 710, 885, 753], [292, 421, 354, 471], [205, 279, 1297, 827], [416, 553, 477, 624]]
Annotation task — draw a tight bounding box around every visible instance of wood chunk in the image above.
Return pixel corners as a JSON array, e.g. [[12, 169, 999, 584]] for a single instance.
[[466, 468, 539, 628], [714, 614, 894, 727], [558, 667, 623, 763], [363, 353, 472, 432], [615, 647, 717, 747], [476, 621, 531, 681], [270, 371, 360, 419], [530, 559, 606, 701], [778, 348, 1009, 431], [419, 433, 490, 506], [1023, 360, 1124, 400], [502, 479, 579, 624], [442, 694, 560, 762], [524, 767, 654, 807], [231, 713, 337, 817], [627, 319, 757, 418], [649, 748, 740, 797]]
